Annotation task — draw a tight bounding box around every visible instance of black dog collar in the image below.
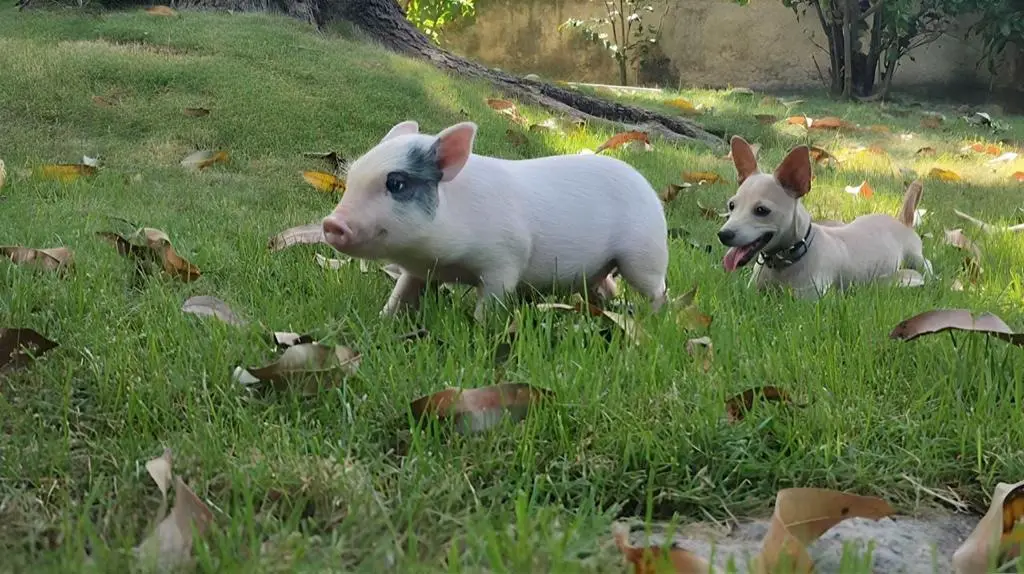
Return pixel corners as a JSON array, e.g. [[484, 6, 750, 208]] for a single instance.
[[759, 224, 815, 269]]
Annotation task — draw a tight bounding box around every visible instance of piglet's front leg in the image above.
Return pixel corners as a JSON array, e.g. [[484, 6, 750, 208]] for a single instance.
[[381, 270, 428, 317], [473, 268, 521, 324]]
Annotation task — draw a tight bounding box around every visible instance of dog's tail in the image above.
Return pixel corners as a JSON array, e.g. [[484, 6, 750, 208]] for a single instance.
[[897, 180, 924, 228]]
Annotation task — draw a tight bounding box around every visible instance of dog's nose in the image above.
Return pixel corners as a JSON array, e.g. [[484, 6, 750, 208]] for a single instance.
[[717, 229, 735, 244]]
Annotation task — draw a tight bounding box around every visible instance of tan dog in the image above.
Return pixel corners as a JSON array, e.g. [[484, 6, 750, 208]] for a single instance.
[[717, 136, 931, 299]]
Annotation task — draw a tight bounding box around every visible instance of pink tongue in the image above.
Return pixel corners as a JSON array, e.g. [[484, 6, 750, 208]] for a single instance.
[[723, 245, 753, 272]]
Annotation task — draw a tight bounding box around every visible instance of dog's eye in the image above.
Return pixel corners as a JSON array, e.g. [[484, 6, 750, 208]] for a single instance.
[[728, 201, 735, 211], [754, 206, 771, 217], [385, 172, 408, 195]]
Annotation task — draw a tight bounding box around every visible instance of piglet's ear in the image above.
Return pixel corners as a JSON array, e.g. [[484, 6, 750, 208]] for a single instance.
[[434, 122, 477, 182], [380, 120, 419, 143]]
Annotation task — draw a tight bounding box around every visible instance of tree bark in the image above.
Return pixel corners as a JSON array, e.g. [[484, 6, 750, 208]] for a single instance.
[[325, 0, 723, 148]]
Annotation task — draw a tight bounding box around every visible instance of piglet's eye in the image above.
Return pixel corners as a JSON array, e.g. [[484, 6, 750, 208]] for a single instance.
[[728, 201, 736, 211], [754, 206, 771, 217], [385, 172, 408, 195]]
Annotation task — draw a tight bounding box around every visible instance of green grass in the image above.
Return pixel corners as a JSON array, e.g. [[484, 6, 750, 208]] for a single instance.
[[1, 4, 1024, 572]]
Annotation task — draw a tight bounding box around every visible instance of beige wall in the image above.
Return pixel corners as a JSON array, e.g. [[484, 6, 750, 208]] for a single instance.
[[444, 0, 1020, 91]]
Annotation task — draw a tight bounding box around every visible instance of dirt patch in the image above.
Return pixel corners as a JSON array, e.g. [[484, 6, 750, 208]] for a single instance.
[[619, 510, 979, 573]]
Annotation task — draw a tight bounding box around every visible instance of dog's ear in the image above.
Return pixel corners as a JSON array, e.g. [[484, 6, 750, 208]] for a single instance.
[[729, 136, 759, 184], [774, 145, 812, 198]]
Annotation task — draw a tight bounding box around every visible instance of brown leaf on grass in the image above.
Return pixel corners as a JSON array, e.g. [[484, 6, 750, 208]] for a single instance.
[[754, 114, 778, 125], [897, 180, 924, 228], [233, 342, 361, 394], [301, 170, 345, 193], [755, 488, 895, 573], [969, 142, 1001, 156], [672, 286, 712, 330], [916, 146, 937, 156], [786, 115, 810, 127], [597, 308, 647, 345], [808, 116, 855, 130], [611, 522, 710, 574], [92, 95, 119, 107], [272, 332, 314, 349], [38, 163, 97, 182], [595, 131, 650, 154], [98, 227, 201, 282], [183, 107, 209, 117], [944, 228, 982, 261], [409, 382, 553, 435], [302, 151, 346, 173], [1013, 171, 1024, 182], [145, 5, 177, 15], [681, 171, 723, 185], [0, 328, 59, 373], [659, 183, 687, 203], [314, 253, 350, 270], [267, 224, 325, 252], [685, 336, 713, 372], [180, 150, 228, 172], [696, 201, 724, 220], [505, 128, 529, 147], [843, 180, 874, 199], [485, 98, 526, 124], [725, 386, 794, 422], [666, 97, 699, 114], [808, 146, 838, 166], [181, 296, 246, 326], [952, 479, 1024, 573], [868, 124, 892, 134], [889, 309, 1024, 346], [920, 116, 943, 129], [135, 448, 215, 572], [928, 167, 961, 182], [0, 246, 73, 274]]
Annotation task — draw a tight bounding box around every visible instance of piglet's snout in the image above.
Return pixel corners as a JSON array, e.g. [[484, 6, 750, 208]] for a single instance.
[[322, 215, 354, 249]]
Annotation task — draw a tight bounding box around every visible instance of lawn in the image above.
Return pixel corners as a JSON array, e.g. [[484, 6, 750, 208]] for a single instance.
[[1, 4, 1024, 572]]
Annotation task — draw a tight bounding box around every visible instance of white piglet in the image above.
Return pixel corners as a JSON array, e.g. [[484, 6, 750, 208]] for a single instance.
[[321, 120, 669, 321]]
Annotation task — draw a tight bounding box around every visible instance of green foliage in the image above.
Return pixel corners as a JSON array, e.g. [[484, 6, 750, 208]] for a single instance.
[[962, 0, 1024, 74], [404, 0, 475, 44], [558, 0, 666, 85]]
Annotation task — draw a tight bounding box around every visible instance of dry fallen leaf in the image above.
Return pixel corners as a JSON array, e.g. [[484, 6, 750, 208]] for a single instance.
[[505, 128, 529, 147], [696, 201, 724, 220], [409, 382, 553, 435], [672, 286, 713, 330], [38, 163, 97, 182], [897, 180, 924, 228], [485, 98, 526, 124], [98, 227, 201, 282], [611, 522, 710, 573], [659, 183, 690, 203], [145, 5, 177, 15], [597, 307, 647, 345], [987, 152, 1018, 165], [808, 146, 838, 166], [1013, 171, 1024, 183], [843, 180, 874, 199], [595, 131, 650, 154], [786, 116, 811, 127], [681, 171, 723, 185], [953, 209, 1024, 234], [952, 479, 1024, 573], [233, 342, 360, 394], [916, 146, 937, 156], [180, 150, 228, 172], [666, 97, 700, 114], [889, 309, 1024, 346], [944, 228, 982, 261], [968, 142, 1001, 155], [183, 107, 209, 117], [920, 116, 943, 129], [685, 336, 713, 372], [868, 124, 892, 134], [0, 246, 73, 274], [135, 448, 215, 572], [755, 488, 895, 573], [754, 114, 777, 125], [0, 327, 59, 373], [181, 296, 246, 326], [268, 224, 326, 252], [725, 386, 794, 422], [314, 253, 350, 270], [301, 170, 345, 193], [928, 167, 961, 182], [272, 332, 314, 349], [302, 151, 346, 173], [92, 95, 119, 107], [808, 116, 855, 130]]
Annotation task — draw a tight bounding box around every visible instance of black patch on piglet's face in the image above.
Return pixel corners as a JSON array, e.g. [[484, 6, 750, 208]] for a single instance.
[[387, 143, 443, 219]]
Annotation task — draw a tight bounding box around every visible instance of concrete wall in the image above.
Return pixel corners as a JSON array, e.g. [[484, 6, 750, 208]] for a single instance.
[[444, 0, 1021, 92]]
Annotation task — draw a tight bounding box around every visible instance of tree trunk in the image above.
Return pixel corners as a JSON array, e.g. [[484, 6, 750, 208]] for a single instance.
[[325, 0, 722, 148], [842, 0, 853, 99]]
